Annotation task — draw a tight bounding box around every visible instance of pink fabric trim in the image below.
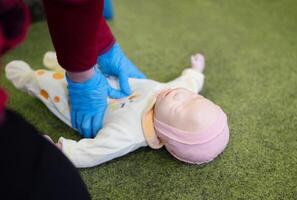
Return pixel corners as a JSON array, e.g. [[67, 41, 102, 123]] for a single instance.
[[165, 125, 229, 165], [153, 106, 227, 144]]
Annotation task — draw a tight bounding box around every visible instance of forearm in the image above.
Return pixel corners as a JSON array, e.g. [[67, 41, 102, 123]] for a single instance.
[[42, 0, 115, 72]]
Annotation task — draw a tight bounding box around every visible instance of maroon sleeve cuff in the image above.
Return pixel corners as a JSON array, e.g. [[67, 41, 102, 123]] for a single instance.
[[43, 0, 115, 72]]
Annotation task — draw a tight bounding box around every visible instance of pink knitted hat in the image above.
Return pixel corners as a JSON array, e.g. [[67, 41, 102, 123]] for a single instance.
[[154, 105, 229, 164], [142, 99, 229, 164]]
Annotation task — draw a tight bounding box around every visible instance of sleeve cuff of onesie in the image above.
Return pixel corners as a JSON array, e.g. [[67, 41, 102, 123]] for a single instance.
[[58, 137, 78, 166], [182, 68, 202, 77], [182, 68, 204, 92]]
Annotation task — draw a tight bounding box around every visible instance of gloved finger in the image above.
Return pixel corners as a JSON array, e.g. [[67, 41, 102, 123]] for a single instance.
[[127, 62, 147, 79], [91, 112, 105, 137], [76, 112, 85, 137], [129, 71, 146, 79], [128, 67, 146, 79], [70, 110, 77, 130], [108, 86, 127, 99], [118, 72, 132, 95], [81, 114, 92, 138]]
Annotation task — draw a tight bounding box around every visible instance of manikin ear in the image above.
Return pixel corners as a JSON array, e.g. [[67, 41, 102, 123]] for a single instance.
[[142, 97, 163, 149]]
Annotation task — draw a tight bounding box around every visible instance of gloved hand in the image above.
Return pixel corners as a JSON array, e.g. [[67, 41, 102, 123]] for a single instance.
[[97, 43, 146, 96], [66, 67, 126, 138]]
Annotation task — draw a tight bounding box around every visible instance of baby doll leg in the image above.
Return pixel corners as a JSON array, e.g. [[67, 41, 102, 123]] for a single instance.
[[5, 60, 71, 126]]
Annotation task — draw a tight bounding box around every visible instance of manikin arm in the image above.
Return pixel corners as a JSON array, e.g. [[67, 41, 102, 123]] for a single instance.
[[164, 54, 205, 93], [57, 126, 143, 168]]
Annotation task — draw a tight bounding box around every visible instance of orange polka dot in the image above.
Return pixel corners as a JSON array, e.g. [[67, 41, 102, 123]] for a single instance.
[[52, 72, 64, 80], [54, 96, 60, 103], [110, 99, 117, 104], [128, 92, 139, 100], [40, 90, 49, 100], [36, 70, 45, 76]]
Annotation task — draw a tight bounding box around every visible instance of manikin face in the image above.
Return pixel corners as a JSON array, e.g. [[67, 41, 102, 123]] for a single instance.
[[154, 88, 219, 132]]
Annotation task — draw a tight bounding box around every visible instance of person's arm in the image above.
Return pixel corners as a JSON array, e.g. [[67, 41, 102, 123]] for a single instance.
[[42, 0, 115, 72]]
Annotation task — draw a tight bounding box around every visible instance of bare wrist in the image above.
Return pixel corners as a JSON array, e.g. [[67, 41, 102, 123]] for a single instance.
[[66, 67, 95, 83]]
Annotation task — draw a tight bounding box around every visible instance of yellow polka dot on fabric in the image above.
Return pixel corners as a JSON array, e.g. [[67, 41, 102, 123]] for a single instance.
[[36, 70, 45, 76], [52, 72, 64, 80], [54, 96, 60, 103], [40, 89, 49, 100]]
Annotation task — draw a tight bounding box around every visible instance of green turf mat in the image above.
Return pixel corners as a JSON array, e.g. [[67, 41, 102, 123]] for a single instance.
[[1, 0, 297, 199]]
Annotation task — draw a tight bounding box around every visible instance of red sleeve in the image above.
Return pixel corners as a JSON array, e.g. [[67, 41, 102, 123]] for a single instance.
[[43, 0, 115, 72], [0, 0, 30, 56]]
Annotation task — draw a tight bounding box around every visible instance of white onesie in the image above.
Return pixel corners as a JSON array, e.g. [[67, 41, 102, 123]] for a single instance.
[[6, 61, 204, 168]]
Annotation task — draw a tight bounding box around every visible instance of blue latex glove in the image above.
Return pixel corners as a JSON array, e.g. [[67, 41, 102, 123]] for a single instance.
[[103, 0, 113, 20], [97, 43, 146, 96], [66, 67, 126, 138]]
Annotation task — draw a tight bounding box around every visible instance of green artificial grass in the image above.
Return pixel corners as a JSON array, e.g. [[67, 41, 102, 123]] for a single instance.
[[1, 0, 297, 199]]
